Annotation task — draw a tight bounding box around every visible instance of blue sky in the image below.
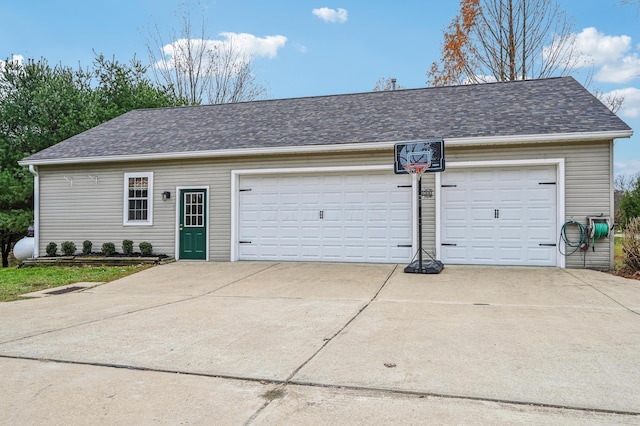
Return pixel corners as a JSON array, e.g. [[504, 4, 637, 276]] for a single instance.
[[2, 0, 639, 176]]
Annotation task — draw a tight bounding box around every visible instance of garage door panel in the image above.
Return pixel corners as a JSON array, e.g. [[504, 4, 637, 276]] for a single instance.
[[471, 208, 494, 221], [442, 165, 557, 266], [498, 226, 525, 241], [471, 189, 494, 204], [470, 226, 494, 240], [469, 246, 496, 262], [441, 246, 468, 263], [527, 247, 555, 262], [444, 226, 470, 241], [498, 188, 524, 203], [239, 171, 411, 263], [443, 207, 469, 221], [528, 187, 555, 202], [526, 226, 556, 242], [498, 246, 525, 262]]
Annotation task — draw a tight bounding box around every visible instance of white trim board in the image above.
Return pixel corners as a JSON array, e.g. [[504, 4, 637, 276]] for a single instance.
[[20, 130, 631, 166], [435, 158, 566, 268]]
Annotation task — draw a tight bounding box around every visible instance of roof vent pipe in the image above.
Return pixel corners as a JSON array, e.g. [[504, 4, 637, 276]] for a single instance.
[[391, 78, 397, 90]]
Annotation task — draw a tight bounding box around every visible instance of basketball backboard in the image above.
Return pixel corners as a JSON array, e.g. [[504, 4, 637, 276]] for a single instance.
[[394, 140, 445, 174]]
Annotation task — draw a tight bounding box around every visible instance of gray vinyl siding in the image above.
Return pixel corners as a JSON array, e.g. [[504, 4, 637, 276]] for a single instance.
[[36, 139, 613, 269], [37, 150, 394, 261]]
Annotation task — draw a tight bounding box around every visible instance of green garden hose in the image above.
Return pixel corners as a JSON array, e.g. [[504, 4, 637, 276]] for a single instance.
[[591, 222, 610, 251], [559, 220, 588, 256]]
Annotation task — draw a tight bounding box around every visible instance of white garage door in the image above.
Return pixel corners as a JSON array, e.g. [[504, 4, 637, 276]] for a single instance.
[[238, 171, 412, 263], [441, 166, 557, 266]]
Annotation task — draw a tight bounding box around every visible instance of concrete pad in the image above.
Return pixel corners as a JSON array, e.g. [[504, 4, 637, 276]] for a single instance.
[[565, 269, 640, 311], [0, 357, 269, 425], [255, 384, 639, 425], [380, 266, 623, 309], [89, 261, 277, 296], [0, 292, 186, 344], [293, 301, 640, 413], [213, 262, 395, 300], [0, 296, 365, 381]]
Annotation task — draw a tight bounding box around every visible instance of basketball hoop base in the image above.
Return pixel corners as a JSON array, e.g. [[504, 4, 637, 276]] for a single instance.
[[404, 260, 444, 274]]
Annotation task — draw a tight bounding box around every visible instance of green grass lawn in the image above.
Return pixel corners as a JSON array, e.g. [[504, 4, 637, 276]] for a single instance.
[[0, 265, 152, 302]]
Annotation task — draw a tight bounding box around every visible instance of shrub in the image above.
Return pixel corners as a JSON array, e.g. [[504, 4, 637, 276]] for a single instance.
[[61, 241, 76, 256], [46, 242, 58, 257], [82, 240, 93, 255], [101, 242, 116, 256], [139, 241, 153, 256], [122, 239, 134, 255], [622, 217, 640, 274]]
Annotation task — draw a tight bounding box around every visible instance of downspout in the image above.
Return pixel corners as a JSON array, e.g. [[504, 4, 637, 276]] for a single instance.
[[28, 165, 39, 258]]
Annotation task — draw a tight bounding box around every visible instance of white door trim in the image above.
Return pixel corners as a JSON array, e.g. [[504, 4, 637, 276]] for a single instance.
[[435, 158, 565, 268], [230, 165, 400, 261], [174, 185, 210, 261]]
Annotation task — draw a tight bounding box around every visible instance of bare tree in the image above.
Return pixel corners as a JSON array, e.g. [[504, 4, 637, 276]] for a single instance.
[[428, 0, 580, 86], [147, 4, 267, 105], [207, 38, 267, 104]]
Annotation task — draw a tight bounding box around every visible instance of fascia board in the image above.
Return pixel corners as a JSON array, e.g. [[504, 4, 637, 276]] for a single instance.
[[18, 130, 633, 166]]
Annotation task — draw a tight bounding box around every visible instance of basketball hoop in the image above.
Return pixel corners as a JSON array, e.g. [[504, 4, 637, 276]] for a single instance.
[[404, 162, 430, 179]]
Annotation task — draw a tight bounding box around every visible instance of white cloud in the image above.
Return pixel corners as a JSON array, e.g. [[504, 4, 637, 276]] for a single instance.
[[570, 27, 640, 83], [312, 7, 348, 23], [595, 54, 640, 83], [218, 32, 287, 59], [575, 27, 632, 67], [605, 87, 640, 118], [157, 32, 287, 72], [615, 159, 640, 177]]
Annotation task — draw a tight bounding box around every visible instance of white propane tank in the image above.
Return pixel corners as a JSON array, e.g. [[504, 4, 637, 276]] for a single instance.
[[13, 237, 35, 261]]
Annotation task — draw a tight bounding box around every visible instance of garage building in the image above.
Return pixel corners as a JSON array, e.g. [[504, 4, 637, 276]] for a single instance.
[[20, 77, 633, 269]]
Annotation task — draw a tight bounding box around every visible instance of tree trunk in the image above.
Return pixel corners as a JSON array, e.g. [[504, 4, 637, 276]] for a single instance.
[[1, 235, 14, 268]]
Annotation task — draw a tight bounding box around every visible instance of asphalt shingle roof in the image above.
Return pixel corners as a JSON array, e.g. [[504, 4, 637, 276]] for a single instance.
[[22, 77, 632, 163]]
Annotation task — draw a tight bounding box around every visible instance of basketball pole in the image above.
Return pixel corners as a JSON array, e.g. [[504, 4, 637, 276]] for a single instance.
[[417, 174, 424, 273], [404, 170, 443, 274]]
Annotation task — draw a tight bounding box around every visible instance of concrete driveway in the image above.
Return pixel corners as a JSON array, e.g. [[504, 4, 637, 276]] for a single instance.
[[1, 262, 639, 424]]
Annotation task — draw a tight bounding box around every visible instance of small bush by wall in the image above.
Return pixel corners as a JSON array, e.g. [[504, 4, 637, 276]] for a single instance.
[[139, 242, 153, 256], [61, 241, 77, 256], [46, 242, 58, 257], [122, 239, 134, 255], [82, 240, 93, 255], [101, 242, 116, 256]]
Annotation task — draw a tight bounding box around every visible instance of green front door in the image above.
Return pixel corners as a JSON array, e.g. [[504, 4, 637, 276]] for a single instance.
[[179, 189, 207, 260]]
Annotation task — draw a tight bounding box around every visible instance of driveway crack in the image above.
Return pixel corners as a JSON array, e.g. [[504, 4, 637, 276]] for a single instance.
[[563, 269, 640, 317], [283, 264, 398, 383]]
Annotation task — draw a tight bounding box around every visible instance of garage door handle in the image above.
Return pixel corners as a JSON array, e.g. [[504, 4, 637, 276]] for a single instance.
[[320, 210, 324, 219], [539, 243, 557, 247], [239, 241, 252, 244], [494, 209, 500, 219], [442, 243, 457, 246]]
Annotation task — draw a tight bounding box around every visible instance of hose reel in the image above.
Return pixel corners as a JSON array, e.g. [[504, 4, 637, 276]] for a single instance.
[[559, 215, 611, 257]]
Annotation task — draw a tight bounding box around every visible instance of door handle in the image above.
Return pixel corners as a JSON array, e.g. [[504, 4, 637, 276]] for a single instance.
[[320, 210, 324, 219], [179, 224, 183, 231]]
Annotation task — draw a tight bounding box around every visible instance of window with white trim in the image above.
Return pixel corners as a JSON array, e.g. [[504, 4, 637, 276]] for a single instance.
[[124, 172, 153, 225]]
